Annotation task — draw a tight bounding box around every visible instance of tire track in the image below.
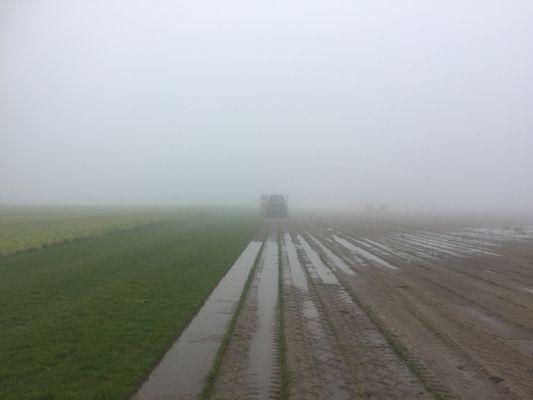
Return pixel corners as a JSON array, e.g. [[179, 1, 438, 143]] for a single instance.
[[281, 232, 357, 400], [312, 227, 529, 399], [212, 234, 280, 400], [296, 233, 433, 399]]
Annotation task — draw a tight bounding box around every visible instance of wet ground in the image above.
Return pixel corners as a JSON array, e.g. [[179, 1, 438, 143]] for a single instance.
[[212, 233, 281, 400], [133, 216, 533, 400]]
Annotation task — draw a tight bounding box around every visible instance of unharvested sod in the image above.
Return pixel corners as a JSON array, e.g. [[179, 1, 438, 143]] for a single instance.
[[0, 210, 259, 400]]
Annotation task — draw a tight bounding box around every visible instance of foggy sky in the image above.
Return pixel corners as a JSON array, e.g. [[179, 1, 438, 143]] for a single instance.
[[1, 1, 532, 213]]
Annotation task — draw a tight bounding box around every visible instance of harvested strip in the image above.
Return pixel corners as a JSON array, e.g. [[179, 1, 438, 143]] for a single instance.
[[357, 237, 421, 263], [132, 241, 262, 400], [382, 236, 442, 262], [319, 228, 529, 399], [417, 232, 499, 256], [212, 235, 280, 400], [398, 234, 468, 258], [299, 219, 533, 398], [330, 245, 512, 399], [298, 234, 432, 399], [282, 233, 356, 400], [332, 234, 399, 270], [306, 233, 355, 276], [298, 235, 340, 284], [249, 237, 280, 399]]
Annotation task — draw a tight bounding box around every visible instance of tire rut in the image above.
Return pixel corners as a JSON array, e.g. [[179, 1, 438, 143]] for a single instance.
[[296, 233, 433, 400], [281, 232, 358, 400], [212, 234, 280, 400], [314, 228, 530, 400]]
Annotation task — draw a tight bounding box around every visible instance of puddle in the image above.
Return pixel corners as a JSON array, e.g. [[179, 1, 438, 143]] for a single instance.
[[295, 235, 356, 311], [400, 234, 462, 257], [284, 234, 308, 290], [395, 231, 502, 260], [383, 237, 441, 262], [464, 227, 533, 241], [435, 234, 495, 251], [248, 236, 279, 399], [360, 237, 419, 263], [132, 241, 262, 400], [306, 234, 355, 276], [444, 232, 498, 248], [284, 234, 355, 399], [284, 234, 322, 326], [409, 233, 500, 257], [394, 235, 459, 260], [358, 242, 388, 257], [417, 233, 472, 251], [332, 234, 398, 270], [298, 235, 340, 284]]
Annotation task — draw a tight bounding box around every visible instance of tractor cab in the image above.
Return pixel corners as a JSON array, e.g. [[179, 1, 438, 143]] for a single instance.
[[260, 194, 288, 218]]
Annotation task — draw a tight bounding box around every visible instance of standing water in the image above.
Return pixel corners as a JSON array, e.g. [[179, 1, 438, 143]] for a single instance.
[[248, 235, 279, 399]]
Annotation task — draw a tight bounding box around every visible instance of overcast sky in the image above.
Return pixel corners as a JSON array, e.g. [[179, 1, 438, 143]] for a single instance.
[[1, 0, 532, 213]]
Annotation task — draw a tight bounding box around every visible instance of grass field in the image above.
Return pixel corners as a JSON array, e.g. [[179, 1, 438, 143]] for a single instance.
[[0, 206, 180, 256], [0, 208, 260, 400]]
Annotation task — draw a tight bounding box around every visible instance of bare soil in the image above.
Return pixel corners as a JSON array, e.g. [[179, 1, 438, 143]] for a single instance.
[[136, 215, 533, 400], [212, 234, 281, 400], [300, 216, 533, 400]]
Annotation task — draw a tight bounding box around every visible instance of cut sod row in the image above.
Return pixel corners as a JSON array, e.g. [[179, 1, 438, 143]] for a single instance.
[[0, 209, 259, 400], [201, 229, 289, 400]]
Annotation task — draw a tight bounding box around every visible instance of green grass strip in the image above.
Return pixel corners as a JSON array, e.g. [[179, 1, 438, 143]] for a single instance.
[[200, 239, 266, 400], [0, 211, 260, 400]]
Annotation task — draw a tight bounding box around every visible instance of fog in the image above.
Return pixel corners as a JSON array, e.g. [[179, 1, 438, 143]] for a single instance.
[[1, 0, 532, 214]]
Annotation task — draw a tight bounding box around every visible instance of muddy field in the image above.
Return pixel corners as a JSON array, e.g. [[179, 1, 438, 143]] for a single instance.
[[135, 216, 533, 400]]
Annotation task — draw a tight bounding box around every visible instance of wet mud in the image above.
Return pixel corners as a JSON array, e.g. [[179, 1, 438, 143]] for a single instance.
[[308, 217, 533, 399], [282, 233, 357, 399], [297, 232, 432, 399], [212, 234, 280, 400], [134, 216, 533, 400]]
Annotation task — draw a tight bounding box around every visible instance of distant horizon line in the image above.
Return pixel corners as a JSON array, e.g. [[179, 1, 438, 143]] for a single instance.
[[1, 202, 532, 220]]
